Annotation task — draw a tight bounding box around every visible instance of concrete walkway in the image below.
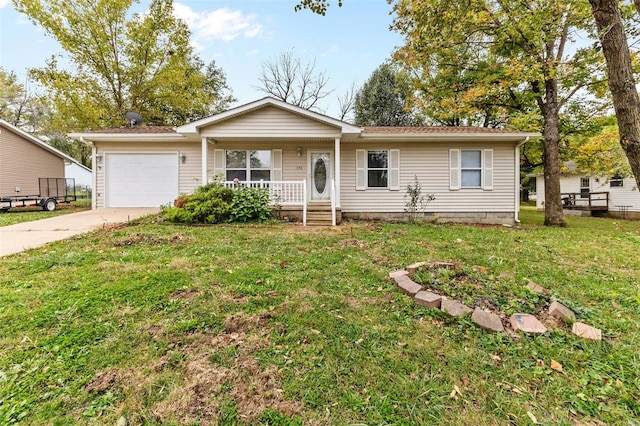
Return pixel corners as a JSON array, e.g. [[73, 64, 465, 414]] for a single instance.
[[0, 208, 160, 257]]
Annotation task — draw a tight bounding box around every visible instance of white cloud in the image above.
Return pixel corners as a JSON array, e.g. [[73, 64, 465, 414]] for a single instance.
[[320, 45, 340, 57], [0, 0, 10, 8], [174, 3, 262, 42]]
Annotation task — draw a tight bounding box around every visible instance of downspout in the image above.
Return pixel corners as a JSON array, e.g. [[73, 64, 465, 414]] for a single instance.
[[514, 136, 530, 223]]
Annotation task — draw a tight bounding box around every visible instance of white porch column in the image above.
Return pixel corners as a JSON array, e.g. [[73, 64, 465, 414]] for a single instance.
[[334, 137, 341, 207], [201, 136, 208, 185]]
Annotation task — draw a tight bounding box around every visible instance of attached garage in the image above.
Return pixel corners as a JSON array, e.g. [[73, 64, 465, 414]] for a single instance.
[[105, 153, 179, 207]]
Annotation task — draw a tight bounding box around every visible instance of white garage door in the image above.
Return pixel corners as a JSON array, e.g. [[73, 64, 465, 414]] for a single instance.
[[106, 153, 179, 207]]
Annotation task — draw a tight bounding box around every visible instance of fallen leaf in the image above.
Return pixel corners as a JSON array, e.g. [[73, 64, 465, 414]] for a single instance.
[[310, 329, 321, 335], [536, 359, 544, 367], [550, 359, 563, 372], [355, 338, 364, 345], [255, 279, 263, 285], [527, 411, 538, 424], [449, 388, 458, 399], [511, 387, 523, 395], [616, 378, 623, 387], [454, 385, 462, 396]]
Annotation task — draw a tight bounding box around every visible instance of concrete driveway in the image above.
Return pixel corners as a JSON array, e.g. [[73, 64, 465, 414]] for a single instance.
[[0, 208, 160, 257]]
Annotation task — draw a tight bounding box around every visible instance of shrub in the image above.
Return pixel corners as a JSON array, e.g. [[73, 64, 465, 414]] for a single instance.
[[229, 186, 273, 223], [162, 182, 274, 224], [162, 182, 234, 224]]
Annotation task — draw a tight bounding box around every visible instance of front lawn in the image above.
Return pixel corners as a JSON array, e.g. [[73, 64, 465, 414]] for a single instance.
[[0, 203, 90, 227], [0, 209, 638, 425]]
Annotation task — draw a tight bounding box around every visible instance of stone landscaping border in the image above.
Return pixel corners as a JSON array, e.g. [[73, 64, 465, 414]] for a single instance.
[[389, 261, 603, 341]]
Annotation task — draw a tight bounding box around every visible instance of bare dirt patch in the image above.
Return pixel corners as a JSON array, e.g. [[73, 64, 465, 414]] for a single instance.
[[90, 314, 302, 425], [113, 232, 192, 247], [169, 288, 202, 302], [152, 330, 303, 424]]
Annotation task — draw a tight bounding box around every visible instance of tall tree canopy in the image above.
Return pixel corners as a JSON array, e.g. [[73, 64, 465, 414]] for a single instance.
[[0, 67, 49, 131], [391, 0, 605, 227], [353, 62, 423, 126], [256, 50, 333, 111], [13, 0, 234, 131]]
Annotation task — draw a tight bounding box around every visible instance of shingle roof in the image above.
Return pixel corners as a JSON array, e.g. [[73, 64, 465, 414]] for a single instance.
[[84, 126, 176, 134], [81, 124, 529, 136], [362, 126, 518, 134]]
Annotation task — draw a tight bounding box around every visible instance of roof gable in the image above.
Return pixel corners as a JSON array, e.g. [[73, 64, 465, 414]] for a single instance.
[[176, 97, 362, 137], [0, 119, 81, 164]]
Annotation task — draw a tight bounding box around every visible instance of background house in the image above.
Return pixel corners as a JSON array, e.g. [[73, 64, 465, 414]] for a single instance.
[[70, 97, 539, 225], [0, 119, 86, 196], [65, 161, 92, 190], [535, 173, 639, 219]]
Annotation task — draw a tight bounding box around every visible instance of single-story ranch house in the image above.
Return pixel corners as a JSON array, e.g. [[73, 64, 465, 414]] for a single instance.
[[69, 97, 539, 225]]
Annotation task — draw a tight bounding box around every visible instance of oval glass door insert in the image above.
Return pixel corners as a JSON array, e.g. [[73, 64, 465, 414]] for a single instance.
[[314, 158, 327, 194]]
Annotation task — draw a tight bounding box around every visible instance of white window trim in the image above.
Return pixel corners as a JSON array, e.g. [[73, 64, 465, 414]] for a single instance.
[[217, 149, 277, 182], [356, 149, 400, 191], [610, 176, 624, 188], [449, 148, 493, 191]]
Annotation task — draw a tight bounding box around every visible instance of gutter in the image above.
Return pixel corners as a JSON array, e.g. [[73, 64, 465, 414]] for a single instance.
[[514, 136, 530, 223]]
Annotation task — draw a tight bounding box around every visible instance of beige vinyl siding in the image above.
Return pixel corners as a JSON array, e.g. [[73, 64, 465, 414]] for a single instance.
[[94, 142, 200, 208], [0, 125, 65, 195], [341, 142, 516, 214], [200, 106, 341, 138]]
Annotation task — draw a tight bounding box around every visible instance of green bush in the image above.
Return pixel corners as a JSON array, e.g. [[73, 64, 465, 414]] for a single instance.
[[162, 182, 273, 224], [229, 186, 273, 223], [162, 182, 234, 224]]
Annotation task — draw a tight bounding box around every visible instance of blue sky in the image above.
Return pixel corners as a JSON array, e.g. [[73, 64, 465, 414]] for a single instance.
[[0, 0, 403, 118]]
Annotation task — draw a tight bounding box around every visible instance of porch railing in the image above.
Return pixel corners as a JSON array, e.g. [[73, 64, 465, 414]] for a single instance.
[[561, 191, 609, 211], [224, 180, 307, 225]]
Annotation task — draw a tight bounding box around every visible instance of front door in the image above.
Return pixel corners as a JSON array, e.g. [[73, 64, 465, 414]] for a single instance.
[[310, 152, 331, 200]]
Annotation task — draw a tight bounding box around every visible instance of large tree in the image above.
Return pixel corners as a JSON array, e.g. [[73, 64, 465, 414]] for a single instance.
[[13, 0, 233, 130], [0, 67, 49, 131], [256, 50, 333, 111], [353, 62, 423, 126], [391, 0, 605, 227], [588, 0, 640, 191]]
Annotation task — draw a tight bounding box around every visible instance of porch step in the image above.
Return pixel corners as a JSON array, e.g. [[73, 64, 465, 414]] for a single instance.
[[306, 203, 337, 225]]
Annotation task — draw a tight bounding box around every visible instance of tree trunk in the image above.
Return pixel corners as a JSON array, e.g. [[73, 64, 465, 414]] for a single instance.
[[589, 0, 640, 192], [542, 78, 567, 227]]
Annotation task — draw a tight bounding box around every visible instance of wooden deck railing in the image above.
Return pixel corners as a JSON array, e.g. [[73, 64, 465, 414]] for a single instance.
[[561, 191, 609, 211]]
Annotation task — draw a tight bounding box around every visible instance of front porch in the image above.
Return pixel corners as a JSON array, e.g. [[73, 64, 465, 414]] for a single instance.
[[223, 180, 340, 226]]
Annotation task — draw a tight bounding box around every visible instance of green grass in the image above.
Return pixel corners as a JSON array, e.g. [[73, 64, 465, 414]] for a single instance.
[[0, 203, 90, 227], [0, 208, 639, 425]]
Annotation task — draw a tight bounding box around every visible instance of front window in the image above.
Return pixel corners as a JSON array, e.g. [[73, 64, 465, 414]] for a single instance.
[[226, 150, 271, 181], [367, 151, 388, 188], [610, 175, 624, 187], [461, 150, 482, 187]]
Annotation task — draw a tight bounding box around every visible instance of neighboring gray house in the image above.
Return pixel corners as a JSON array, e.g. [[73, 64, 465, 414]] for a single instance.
[[0, 119, 80, 196], [69, 97, 539, 225]]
